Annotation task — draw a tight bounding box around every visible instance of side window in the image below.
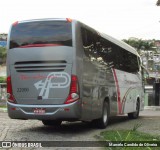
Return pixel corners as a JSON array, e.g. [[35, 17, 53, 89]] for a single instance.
[[99, 37, 117, 68], [81, 28, 139, 74], [120, 49, 139, 73], [118, 48, 126, 71], [81, 28, 90, 58], [81, 28, 94, 48], [130, 54, 139, 73], [81, 27, 100, 59], [123, 50, 132, 72]]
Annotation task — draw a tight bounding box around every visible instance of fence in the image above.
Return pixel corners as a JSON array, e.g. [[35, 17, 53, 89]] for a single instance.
[[0, 83, 7, 101]]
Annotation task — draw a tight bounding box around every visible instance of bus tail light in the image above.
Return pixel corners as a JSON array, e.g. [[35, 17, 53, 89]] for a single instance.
[[66, 18, 72, 23], [12, 21, 19, 27], [65, 75, 79, 104], [7, 76, 16, 103]]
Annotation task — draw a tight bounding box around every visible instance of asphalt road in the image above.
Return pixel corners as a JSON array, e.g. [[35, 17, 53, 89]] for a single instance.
[[0, 110, 160, 149]]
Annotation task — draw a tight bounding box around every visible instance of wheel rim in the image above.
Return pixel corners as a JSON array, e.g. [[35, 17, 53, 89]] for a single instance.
[[134, 101, 139, 117], [136, 101, 139, 112], [103, 104, 107, 123]]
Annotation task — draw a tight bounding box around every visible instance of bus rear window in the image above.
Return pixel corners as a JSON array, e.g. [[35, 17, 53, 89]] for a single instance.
[[9, 21, 72, 49]]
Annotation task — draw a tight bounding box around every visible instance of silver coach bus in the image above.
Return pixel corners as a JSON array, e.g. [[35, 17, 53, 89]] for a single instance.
[[6, 18, 144, 128]]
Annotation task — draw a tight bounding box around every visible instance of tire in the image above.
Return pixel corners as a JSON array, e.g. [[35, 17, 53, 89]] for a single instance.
[[93, 101, 109, 129], [42, 120, 62, 126], [128, 100, 140, 119]]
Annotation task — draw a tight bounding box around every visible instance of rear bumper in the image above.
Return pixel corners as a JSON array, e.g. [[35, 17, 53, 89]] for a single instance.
[[7, 101, 81, 120]]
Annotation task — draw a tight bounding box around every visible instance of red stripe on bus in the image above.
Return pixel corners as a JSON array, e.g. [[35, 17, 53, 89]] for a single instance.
[[121, 87, 132, 114], [112, 68, 122, 114], [18, 44, 63, 48]]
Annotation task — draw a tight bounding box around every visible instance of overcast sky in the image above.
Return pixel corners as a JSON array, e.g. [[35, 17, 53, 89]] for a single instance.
[[0, 0, 160, 40]]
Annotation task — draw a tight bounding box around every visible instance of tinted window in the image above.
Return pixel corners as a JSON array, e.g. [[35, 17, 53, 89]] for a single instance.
[[81, 27, 139, 74], [81, 27, 99, 58], [99, 38, 139, 73], [128, 52, 139, 73], [119, 49, 139, 73], [100, 37, 118, 68], [10, 21, 72, 49], [81, 28, 116, 71]]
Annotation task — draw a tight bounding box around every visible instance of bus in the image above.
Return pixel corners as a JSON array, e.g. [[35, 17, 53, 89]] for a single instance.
[[6, 18, 144, 128]]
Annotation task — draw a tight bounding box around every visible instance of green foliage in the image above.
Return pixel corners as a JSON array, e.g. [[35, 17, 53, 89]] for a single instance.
[[0, 47, 7, 64], [122, 39, 155, 53], [132, 123, 142, 131], [0, 76, 6, 83], [101, 130, 160, 150], [101, 130, 155, 141], [116, 131, 131, 141], [157, 0, 160, 6]]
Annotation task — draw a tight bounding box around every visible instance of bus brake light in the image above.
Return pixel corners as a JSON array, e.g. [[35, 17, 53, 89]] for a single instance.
[[12, 21, 19, 26], [65, 75, 79, 104], [66, 18, 72, 23], [7, 76, 16, 103]]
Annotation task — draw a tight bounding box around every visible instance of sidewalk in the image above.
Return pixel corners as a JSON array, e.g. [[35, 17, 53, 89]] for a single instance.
[[0, 107, 7, 112], [0, 66, 6, 77], [0, 99, 7, 112], [140, 106, 160, 116], [144, 106, 160, 111], [0, 99, 6, 106]]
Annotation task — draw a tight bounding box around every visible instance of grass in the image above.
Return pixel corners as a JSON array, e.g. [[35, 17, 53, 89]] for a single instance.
[[100, 129, 160, 150], [0, 105, 6, 108], [100, 130, 160, 150], [0, 76, 6, 83], [101, 130, 160, 141]]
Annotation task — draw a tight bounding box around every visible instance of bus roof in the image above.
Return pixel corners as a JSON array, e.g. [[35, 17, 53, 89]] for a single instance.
[[13, 18, 139, 57]]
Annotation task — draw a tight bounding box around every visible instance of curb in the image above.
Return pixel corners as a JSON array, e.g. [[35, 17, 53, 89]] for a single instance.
[[0, 108, 7, 112], [144, 106, 160, 111]]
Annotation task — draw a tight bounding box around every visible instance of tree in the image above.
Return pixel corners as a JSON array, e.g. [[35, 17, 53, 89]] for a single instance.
[[157, 0, 160, 6], [122, 39, 155, 53], [0, 47, 7, 64]]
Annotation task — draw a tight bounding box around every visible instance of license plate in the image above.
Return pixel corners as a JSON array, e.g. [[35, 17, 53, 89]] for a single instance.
[[33, 108, 46, 114]]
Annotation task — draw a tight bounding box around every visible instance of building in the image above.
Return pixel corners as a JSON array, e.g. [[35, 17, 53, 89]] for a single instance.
[[0, 33, 7, 47]]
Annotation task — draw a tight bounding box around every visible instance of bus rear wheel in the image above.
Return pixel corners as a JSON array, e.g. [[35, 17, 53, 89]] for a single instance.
[[42, 120, 62, 126], [128, 100, 140, 119], [94, 101, 109, 129]]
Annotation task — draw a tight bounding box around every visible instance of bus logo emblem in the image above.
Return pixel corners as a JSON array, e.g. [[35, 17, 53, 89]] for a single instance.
[[34, 72, 71, 99]]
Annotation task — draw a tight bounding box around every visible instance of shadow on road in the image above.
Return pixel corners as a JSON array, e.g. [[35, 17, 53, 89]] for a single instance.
[[20, 115, 141, 134], [21, 121, 97, 135]]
